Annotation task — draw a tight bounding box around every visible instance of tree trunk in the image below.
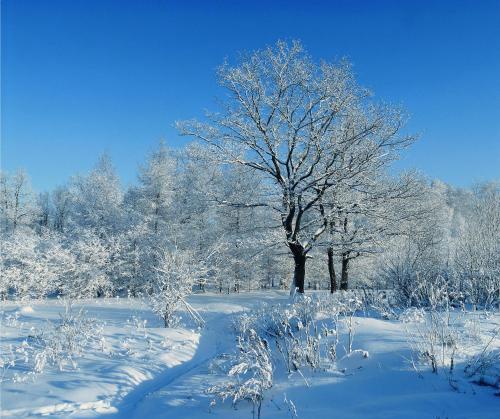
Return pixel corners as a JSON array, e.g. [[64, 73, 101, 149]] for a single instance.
[[291, 250, 306, 294], [340, 253, 349, 291], [328, 247, 337, 293]]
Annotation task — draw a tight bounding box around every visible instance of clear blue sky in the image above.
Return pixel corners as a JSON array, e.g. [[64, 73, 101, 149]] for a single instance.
[[2, 0, 499, 191]]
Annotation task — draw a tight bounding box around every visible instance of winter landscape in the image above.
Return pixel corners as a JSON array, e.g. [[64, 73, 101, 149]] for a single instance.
[[1, 1, 499, 418]]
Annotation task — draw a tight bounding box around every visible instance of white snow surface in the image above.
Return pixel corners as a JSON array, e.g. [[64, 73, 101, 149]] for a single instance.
[[1, 291, 498, 418]]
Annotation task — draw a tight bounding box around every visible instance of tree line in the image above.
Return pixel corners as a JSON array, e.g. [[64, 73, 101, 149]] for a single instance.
[[1, 41, 498, 306]]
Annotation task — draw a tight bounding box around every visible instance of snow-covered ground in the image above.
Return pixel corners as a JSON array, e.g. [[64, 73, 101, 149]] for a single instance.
[[1, 292, 498, 418]]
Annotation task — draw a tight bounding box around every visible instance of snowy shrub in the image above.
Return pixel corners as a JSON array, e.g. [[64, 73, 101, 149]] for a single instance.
[[1, 301, 104, 383], [465, 348, 500, 389], [462, 314, 500, 389], [292, 295, 321, 328], [207, 328, 272, 419], [233, 301, 316, 373], [0, 310, 32, 382], [283, 394, 298, 419], [233, 293, 362, 376], [31, 300, 103, 372], [148, 247, 204, 327], [360, 288, 398, 319], [404, 302, 462, 374], [2, 310, 22, 327], [0, 230, 71, 300], [335, 292, 362, 354], [404, 287, 500, 391], [0, 341, 33, 383], [112, 315, 160, 356], [399, 307, 426, 323], [126, 315, 148, 338], [240, 295, 322, 341], [246, 303, 295, 339], [314, 292, 362, 356]]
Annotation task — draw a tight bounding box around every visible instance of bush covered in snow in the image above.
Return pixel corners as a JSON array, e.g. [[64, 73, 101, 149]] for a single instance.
[[207, 328, 273, 419], [31, 300, 104, 372], [0, 300, 104, 383], [239, 295, 359, 369], [147, 247, 206, 328], [402, 283, 500, 390]]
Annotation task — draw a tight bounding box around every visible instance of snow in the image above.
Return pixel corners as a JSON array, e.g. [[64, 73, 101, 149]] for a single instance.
[[1, 292, 499, 418], [19, 306, 34, 314], [0, 298, 199, 417]]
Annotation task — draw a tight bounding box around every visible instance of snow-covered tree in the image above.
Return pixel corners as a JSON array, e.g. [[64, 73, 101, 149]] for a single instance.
[[207, 328, 273, 419], [51, 185, 71, 233], [376, 183, 453, 306], [35, 192, 51, 231], [179, 40, 414, 293], [119, 141, 178, 294], [319, 172, 427, 291], [0, 229, 73, 300], [455, 182, 500, 306], [213, 165, 271, 292], [69, 154, 123, 235], [0, 170, 37, 232], [115, 223, 149, 296], [148, 246, 205, 327], [167, 144, 221, 291], [65, 229, 113, 298], [133, 140, 176, 236]]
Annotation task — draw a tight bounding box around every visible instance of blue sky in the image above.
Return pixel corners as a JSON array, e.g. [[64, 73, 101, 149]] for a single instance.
[[2, 0, 499, 191]]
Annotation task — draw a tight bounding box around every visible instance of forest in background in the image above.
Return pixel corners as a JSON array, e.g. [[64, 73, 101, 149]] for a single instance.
[[1, 41, 498, 309], [1, 146, 498, 307]]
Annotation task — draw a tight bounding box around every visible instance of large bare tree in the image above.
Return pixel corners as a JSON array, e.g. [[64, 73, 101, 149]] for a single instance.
[[178, 40, 414, 293]]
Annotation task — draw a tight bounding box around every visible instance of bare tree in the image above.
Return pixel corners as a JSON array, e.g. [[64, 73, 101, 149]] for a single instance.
[[36, 192, 51, 231], [377, 183, 452, 306], [455, 182, 500, 306], [178, 40, 414, 293], [319, 172, 427, 291], [52, 186, 71, 233], [0, 170, 36, 232]]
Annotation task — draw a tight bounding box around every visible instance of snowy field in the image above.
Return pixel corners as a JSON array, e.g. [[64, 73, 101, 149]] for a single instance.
[[1, 292, 499, 418]]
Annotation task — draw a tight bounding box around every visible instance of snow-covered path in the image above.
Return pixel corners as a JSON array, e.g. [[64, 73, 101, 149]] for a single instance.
[[110, 309, 233, 417], [107, 292, 292, 417], [108, 295, 500, 419], [111, 319, 500, 419], [0, 292, 286, 418], [108, 300, 243, 417], [1, 293, 498, 418], [0, 298, 203, 418]]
